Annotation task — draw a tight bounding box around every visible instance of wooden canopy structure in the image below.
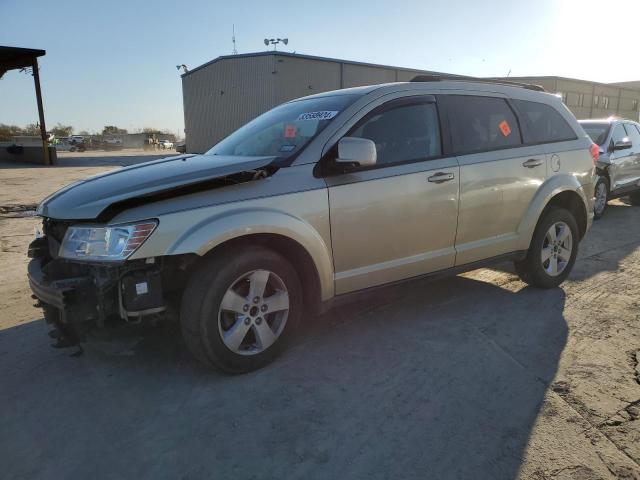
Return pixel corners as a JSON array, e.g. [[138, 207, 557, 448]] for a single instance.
[[0, 46, 50, 165]]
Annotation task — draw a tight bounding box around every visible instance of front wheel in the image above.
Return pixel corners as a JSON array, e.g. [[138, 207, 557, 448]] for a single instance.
[[180, 246, 302, 373], [515, 207, 579, 289], [593, 177, 608, 219]]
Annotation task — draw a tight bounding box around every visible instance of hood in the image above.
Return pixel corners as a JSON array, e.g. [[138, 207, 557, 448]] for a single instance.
[[38, 154, 276, 220]]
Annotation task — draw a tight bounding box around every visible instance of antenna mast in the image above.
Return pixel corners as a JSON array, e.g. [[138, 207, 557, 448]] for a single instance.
[[232, 25, 238, 55]]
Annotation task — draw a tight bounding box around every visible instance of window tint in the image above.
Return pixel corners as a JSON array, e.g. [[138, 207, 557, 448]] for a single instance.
[[445, 95, 521, 154], [349, 101, 441, 165], [513, 99, 577, 143], [580, 122, 610, 146]]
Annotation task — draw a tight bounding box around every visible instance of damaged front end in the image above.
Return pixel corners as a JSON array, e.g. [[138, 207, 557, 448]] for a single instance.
[[27, 218, 195, 349]]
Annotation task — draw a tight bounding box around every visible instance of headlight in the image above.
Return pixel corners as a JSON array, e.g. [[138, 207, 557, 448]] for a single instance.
[[59, 220, 157, 261]]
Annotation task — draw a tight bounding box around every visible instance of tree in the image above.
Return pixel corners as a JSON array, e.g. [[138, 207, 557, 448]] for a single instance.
[[51, 123, 73, 138], [102, 125, 128, 135], [77, 130, 91, 136], [0, 124, 23, 141], [142, 127, 172, 135], [23, 123, 41, 136]]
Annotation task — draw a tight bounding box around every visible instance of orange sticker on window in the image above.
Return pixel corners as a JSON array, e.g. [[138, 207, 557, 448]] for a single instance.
[[499, 120, 512, 137], [284, 125, 297, 138]]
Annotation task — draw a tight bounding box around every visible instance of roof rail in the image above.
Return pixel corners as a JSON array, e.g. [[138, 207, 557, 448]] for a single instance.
[[410, 74, 546, 92]]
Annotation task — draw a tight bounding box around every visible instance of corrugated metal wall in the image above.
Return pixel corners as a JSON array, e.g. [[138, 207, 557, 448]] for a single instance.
[[506, 77, 640, 122], [182, 54, 440, 153], [182, 54, 640, 153], [182, 55, 276, 153]]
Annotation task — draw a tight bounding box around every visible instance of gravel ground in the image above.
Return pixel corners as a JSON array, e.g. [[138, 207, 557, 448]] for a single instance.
[[0, 153, 639, 480]]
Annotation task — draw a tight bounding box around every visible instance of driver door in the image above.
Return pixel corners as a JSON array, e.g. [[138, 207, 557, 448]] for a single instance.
[[324, 96, 460, 295]]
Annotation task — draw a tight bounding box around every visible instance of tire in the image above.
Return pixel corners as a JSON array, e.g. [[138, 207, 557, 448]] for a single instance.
[[514, 207, 579, 289], [593, 177, 608, 219], [180, 246, 302, 373], [629, 191, 640, 206]]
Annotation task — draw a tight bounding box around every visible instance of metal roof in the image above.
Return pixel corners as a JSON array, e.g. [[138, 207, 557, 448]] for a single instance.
[[182, 50, 457, 78], [0, 46, 46, 78]]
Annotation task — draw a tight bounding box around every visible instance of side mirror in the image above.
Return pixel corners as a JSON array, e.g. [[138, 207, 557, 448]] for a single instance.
[[336, 137, 377, 167], [613, 138, 632, 151]]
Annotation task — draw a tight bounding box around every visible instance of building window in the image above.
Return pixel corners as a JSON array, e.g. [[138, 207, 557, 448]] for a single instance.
[[602, 96, 609, 108], [556, 92, 567, 103], [577, 93, 584, 107], [633, 99, 639, 111], [594, 95, 599, 106]]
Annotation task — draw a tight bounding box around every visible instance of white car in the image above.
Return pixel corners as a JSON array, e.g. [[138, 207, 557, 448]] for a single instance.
[[159, 140, 174, 150]]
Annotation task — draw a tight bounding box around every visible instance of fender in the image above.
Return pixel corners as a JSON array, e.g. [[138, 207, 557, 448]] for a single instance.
[[516, 173, 590, 251], [164, 207, 335, 300]]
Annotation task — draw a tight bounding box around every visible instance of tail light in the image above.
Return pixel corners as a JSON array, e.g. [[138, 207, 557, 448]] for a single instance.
[[589, 143, 599, 165]]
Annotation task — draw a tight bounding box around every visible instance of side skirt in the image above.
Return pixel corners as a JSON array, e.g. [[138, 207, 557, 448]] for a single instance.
[[320, 250, 527, 313]]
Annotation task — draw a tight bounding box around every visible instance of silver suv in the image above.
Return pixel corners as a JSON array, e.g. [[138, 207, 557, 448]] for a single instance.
[[579, 118, 640, 218], [28, 78, 595, 372]]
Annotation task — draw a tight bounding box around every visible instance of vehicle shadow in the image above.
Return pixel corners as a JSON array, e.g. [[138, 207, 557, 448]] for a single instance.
[[0, 274, 567, 480]]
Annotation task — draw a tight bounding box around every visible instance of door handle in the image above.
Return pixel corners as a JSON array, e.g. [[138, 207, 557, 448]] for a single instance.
[[522, 158, 543, 168], [428, 172, 455, 183]]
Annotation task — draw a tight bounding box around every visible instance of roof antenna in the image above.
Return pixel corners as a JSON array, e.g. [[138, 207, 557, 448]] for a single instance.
[[232, 24, 238, 55]]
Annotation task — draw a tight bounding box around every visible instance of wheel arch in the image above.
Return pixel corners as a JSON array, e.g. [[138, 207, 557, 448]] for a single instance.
[[164, 208, 334, 304], [200, 233, 324, 314], [517, 175, 591, 250], [543, 190, 588, 239]]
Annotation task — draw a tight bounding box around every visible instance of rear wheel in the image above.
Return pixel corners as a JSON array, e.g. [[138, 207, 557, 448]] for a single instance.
[[181, 246, 302, 373], [515, 207, 579, 288], [593, 177, 608, 219]]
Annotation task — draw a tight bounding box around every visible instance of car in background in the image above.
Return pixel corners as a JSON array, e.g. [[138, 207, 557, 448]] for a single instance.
[[579, 118, 640, 218], [159, 139, 174, 150], [104, 138, 123, 149], [175, 142, 186, 153]]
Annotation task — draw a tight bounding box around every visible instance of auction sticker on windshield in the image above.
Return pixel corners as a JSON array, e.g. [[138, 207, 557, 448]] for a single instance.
[[297, 111, 339, 121]]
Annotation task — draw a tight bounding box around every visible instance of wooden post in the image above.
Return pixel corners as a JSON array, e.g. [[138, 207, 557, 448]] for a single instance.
[[32, 57, 50, 165]]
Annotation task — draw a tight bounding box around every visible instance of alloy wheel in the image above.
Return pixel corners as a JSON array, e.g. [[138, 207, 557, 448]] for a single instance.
[[541, 221, 573, 277], [217, 269, 290, 355]]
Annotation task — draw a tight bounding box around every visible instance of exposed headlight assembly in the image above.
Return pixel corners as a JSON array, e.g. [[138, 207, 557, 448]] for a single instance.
[[59, 220, 157, 261]]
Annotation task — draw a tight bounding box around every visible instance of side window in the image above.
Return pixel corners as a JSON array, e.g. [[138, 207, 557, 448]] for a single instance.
[[445, 95, 521, 154], [512, 99, 577, 144], [610, 124, 627, 146], [349, 101, 441, 166], [624, 123, 640, 148]]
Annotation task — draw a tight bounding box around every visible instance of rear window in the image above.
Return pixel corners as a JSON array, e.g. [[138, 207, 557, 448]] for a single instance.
[[513, 100, 577, 143], [580, 122, 610, 146], [445, 95, 522, 154]]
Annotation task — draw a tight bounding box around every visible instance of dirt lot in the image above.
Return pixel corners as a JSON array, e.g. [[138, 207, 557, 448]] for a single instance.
[[1, 152, 639, 480]]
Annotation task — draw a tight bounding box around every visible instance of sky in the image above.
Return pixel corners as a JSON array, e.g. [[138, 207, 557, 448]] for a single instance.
[[1, 0, 639, 137]]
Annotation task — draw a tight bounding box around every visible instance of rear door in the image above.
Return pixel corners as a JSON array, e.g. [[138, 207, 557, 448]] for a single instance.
[[623, 123, 640, 187], [325, 96, 460, 294], [608, 123, 636, 192], [440, 94, 548, 265]]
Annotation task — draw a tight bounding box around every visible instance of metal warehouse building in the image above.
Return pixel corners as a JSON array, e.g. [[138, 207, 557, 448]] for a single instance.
[[180, 51, 452, 153], [496, 76, 640, 122], [181, 51, 640, 154]]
